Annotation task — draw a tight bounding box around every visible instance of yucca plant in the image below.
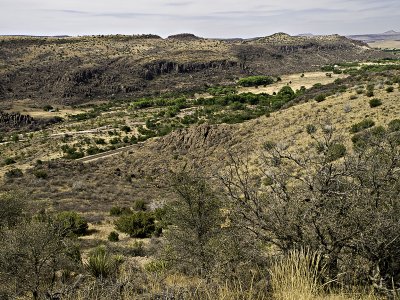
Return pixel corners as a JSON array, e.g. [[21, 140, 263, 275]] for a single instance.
[[85, 246, 122, 279]]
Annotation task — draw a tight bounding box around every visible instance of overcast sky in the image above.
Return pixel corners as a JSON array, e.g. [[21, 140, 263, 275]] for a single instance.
[[0, 0, 399, 38]]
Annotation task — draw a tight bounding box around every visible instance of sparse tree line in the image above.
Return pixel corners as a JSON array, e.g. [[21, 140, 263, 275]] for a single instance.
[[2, 119, 400, 299]]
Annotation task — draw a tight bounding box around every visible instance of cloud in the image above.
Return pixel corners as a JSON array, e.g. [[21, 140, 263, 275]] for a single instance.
[[164, 1, 194, 7]]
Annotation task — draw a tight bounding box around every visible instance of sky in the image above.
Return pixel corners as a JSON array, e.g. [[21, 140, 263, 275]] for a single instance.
[[0, 0, 399, 38]]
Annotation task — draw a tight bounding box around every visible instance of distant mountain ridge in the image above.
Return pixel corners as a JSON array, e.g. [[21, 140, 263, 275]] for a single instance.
[[347, 30, 400, 42]]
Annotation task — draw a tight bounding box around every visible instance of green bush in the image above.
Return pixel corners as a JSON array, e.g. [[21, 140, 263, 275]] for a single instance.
[[95, 138, 106, 145], [388, 119, 400, 132], [109, 137, 121, 145], [4, 157, 16, 165], [350, 119, 375, 133], [108, 231, 119, 242], [369, 98, 382, 108], [109, 206, 131, 216], [33, 169, 48, 179], [238, 76, 274, 87], [5, 168, 23, 179], [55, 211, 88, 236], [85, 246, 122, 278], [386, 86, 394, 93], [121, 125, 131, 133], [315, 94, 326, 102], [306, 124, 317, 135], [86, 147, 102, 156], [133, 200, 147, 211], [326, 143, 347, 162], [61, 145, 84, 159], [114, 211, 156, 238], [365, 90, 374, 97]]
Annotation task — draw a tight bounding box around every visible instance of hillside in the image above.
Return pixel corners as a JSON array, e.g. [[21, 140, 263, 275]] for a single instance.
[[0, 33, 388, 104], [1, 33, 400, 299]]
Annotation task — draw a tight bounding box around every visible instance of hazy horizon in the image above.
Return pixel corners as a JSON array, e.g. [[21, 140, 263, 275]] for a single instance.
[[0, 0, 399, 38]]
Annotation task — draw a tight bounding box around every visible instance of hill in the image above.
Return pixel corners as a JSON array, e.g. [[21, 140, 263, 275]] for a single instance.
[[0, 33, 388, 105]]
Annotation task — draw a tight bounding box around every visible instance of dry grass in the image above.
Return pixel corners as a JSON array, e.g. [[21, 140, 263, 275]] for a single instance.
[[269, 249, 325, 300], [238, 72, 348, 95], [269, 249, 383, 300], [368, 40, 400, 50]]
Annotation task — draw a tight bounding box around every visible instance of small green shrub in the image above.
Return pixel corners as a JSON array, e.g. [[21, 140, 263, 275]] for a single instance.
[[133, 200, 147, 211], [365, 90, 374, 97], [350, 119, 375, 133], [85, 246, 122, 278], [109, 206, 131, 216], [55, 211, 88, 236], [5, 168, 23, 179], [4, 157, 16, 165], [386, 86, 394, 93], [108, 231, 119, 242], [326, 143, 346, 162], [114, 211, 156, 238], [369, 98, 382, 108], [315, 94, 326, 102], [306, 124, 317, 135], [121, 125, 131, 133], [388, 119, 400, 132], [109, 137, 121, 145], [33, 169, 48, 179], [95, 138, 106, 145]]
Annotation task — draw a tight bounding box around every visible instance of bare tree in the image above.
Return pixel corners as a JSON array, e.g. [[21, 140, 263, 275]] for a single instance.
[[220, 124, 400, 291]]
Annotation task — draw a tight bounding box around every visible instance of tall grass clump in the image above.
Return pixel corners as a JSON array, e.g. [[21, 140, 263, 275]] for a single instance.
[[269, 248, 325, 300]]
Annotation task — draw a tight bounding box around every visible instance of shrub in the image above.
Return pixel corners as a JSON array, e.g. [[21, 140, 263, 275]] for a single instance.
[[85, 246, 122, 278], [114, 211, 156, 238], [109, 206, 131, 216], [388, 119, 400, 132], [33, 169, 48, 179], [315, 94, 326, 102], [306, 124, 317, 135], [121, 125, 131, 133], [108, 231, 119, 242], [43, 104, 53, 111], [326, 143, 346, 162], [356, 89, 363, 94], [365, 90, 374, 97], [130, 240, 145, 256], [369, 98, 382, 108], [4, 157, 16, 165], [55, 211, 88, 236], [133, 200, 147, 211], [5, 168, 23, 179], [350, 118, 375, 133], [109, 137, 121, 145], [386, 86, 394, 93], [95, 138, 106, 145]]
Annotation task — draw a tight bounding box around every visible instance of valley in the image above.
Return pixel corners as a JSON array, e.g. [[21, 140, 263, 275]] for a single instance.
[[1, 33, 400, 299]]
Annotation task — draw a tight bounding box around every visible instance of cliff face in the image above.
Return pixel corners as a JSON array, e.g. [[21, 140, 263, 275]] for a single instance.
[[0, 34, 389, 104], [0, 111, 63, 132]]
